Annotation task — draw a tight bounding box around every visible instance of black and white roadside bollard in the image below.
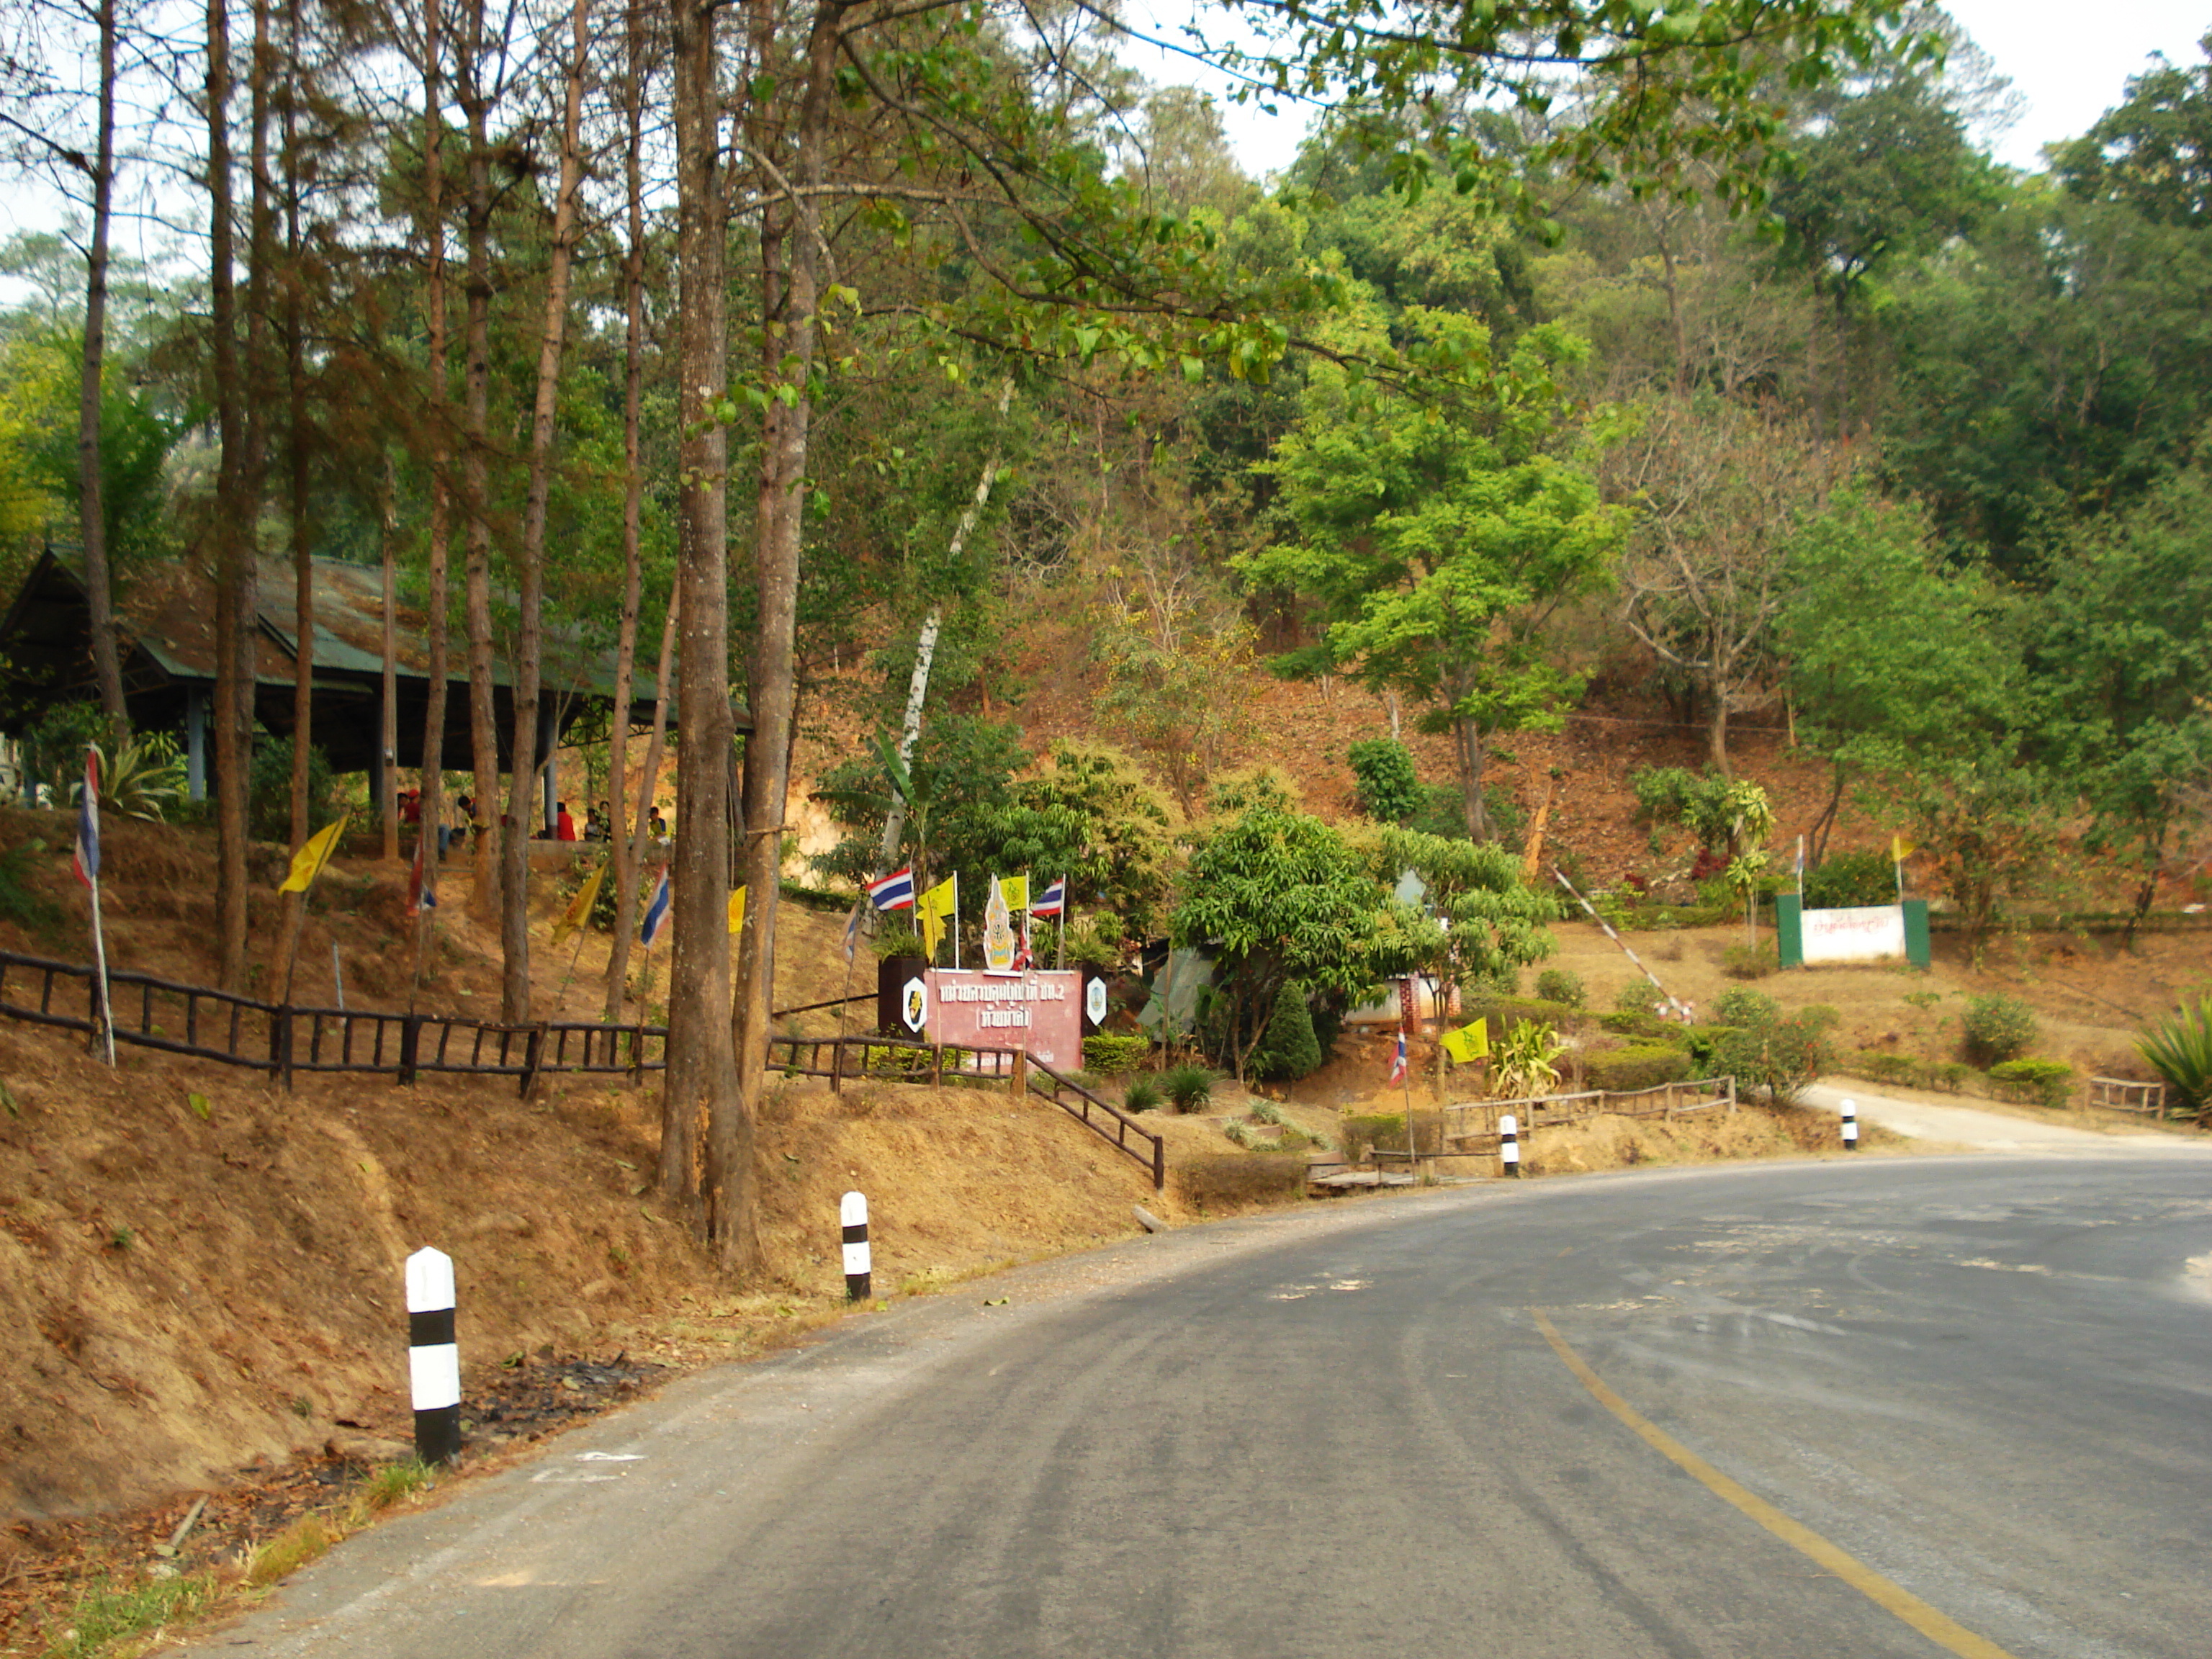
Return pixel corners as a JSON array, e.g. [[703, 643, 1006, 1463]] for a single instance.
[[841, 1191, 872, 1303], [405, 1246, 462, 1465], [1841, 1097, 1860, 1151], [1499, 1113, 1521, 1178]]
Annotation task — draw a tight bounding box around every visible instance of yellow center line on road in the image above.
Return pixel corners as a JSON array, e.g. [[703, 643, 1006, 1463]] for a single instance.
[[1530, 1308, 2019, 1659]]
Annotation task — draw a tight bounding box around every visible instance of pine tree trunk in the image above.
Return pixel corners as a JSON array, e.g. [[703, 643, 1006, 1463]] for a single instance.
[[601, 0, 649, 1023], [607, 599, 675, 1023], [726, 0, 841, 1275], [727, 0, 839, 1271], [660, 0, 737, 1235], [498, 0, 589, 1025], [459, 0, 501, 919], [206, 0, 253, 992], [273, 0, 314, 1002], [415, 0, 451, 917], [78, 0, 127, 737]]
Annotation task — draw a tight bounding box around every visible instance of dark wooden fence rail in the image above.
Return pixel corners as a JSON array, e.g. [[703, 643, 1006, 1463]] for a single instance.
[[0, 949, 1159, 1185], [0, 947, 667, 1094], [760, 1031, 1164, 1189], [1026, 1057, 1166, 1190], [768, 1032, 1023, 1092]]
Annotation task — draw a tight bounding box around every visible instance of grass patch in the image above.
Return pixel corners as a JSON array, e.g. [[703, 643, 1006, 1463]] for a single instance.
[[245, 1514, 333, 1588], [45, 1571, 220, 1659], [342, 1458, 436, 1527]]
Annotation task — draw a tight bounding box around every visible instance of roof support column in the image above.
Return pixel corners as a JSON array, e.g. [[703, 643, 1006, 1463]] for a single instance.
[[186, 685, 207, 803], [539, 698, 557, 835]]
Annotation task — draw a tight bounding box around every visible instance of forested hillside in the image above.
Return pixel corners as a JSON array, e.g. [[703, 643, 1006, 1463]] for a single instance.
[[2, 0, 2207, 1271]]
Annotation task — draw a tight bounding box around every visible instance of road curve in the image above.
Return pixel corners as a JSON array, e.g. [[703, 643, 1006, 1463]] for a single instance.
[[194, 1157, 2212, 1659]]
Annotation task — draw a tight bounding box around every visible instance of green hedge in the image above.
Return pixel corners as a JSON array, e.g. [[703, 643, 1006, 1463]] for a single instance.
[[1987, 1058, 2073, 1107], [1081, 1033, 1152, 1076], [1584, 1045, 1694, 1093]]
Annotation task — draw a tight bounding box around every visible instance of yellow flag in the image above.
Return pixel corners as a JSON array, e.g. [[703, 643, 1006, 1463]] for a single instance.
[[727, 885, 747, 935], [997, 874, 1028, 912], [552, 859, 609, 949], [277, 819, 346, 894], [1440, 1017, 1489, 1064], [1890, 834, 1916, 862], [918, 875, 956, 956]]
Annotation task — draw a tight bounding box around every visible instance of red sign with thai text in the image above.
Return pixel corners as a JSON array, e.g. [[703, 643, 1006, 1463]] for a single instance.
[[925, 968, 1083, 1068]]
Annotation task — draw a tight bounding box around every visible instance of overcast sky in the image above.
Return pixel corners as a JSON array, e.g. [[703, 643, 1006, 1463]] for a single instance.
[[1125, 0, 2211, 179]]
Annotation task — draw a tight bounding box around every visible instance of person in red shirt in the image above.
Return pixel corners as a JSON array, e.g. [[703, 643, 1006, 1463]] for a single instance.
[[556, 801, 578, 842]]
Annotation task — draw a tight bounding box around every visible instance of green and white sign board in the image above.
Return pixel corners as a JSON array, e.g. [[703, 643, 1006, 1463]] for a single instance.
[[1776, 896, 1930, 969]]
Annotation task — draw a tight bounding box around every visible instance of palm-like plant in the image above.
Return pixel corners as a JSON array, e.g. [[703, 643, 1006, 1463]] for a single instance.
[[2137, 994, 2212, 1123], [1492, 1018, 1564, 1099], [72, 735, 187, 822]]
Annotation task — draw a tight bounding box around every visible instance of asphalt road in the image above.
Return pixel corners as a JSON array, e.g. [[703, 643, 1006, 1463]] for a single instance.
[[199, 1156, 2212, 1659]]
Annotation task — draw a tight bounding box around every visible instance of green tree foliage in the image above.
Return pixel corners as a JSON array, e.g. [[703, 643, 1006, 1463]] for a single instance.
[[1246, 311, 1625, 840], [1780, 487, 2052, 934], [809, 715, 1028, 897], [1370, 826, 1557, 998], [1346, 737, 1421, 822], [2025, 464, 2212, 936], [1251, 981, 1325, 1082], [984, 741, 1178, 937], [2056, 35, 2212, 228], [1172, 799, 1382, 1082]]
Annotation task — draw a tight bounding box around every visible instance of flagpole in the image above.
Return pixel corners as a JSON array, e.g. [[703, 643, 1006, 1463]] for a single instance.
[[1397, 1019, 1419, 1184], [76, 744, 115, 1066], [951, 873, 961, 971], [86, 869, 115, 1067]]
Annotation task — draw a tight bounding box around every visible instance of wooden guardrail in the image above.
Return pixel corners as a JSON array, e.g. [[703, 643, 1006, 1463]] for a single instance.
[[768, 1032, 1025, 1092], [759, 1030, 1164, 1188], [1437, 1075, 1737, 1156], [1, 947, 1166, 1184], [2087, 1076, 2167, 1116], [1025, 1056, 1166, 1190], [0, 947, 666, 1094]]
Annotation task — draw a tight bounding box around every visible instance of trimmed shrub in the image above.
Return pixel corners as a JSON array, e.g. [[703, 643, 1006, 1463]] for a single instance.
[[1799, 1004, 1842, 1033], [1613, 980, 1664, 1017], [1584, 1044, 1694, 1093], [1251, 983, 1324, 1082], [1848, 1050, 1925, 1089], [1803, 849, 1897, 909], [1600, 1010, 1667, 1040], [1678, 1023, 1734, 1071], [1722, 941, 1779, 979], [1713, 987, 1781, 1028], [1987, 1058, 2074, 1108], [1161, 1064, 1216, 1114], [1534, 968, 1587, 1008], [1714, 1015, 1833, 1106], [1082, 1033, 1151, 1076], [1339, 1112, 1445, 1161], [1962, 994, 2038, 1066]]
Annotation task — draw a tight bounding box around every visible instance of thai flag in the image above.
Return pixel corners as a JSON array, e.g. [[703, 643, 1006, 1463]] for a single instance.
[[71, 748, 100, 889], [1387, 1026, 1407, 1086], [865, 866, 915, 911], [640, 865, 672, 947], [1030, 876, 1066, 917]]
